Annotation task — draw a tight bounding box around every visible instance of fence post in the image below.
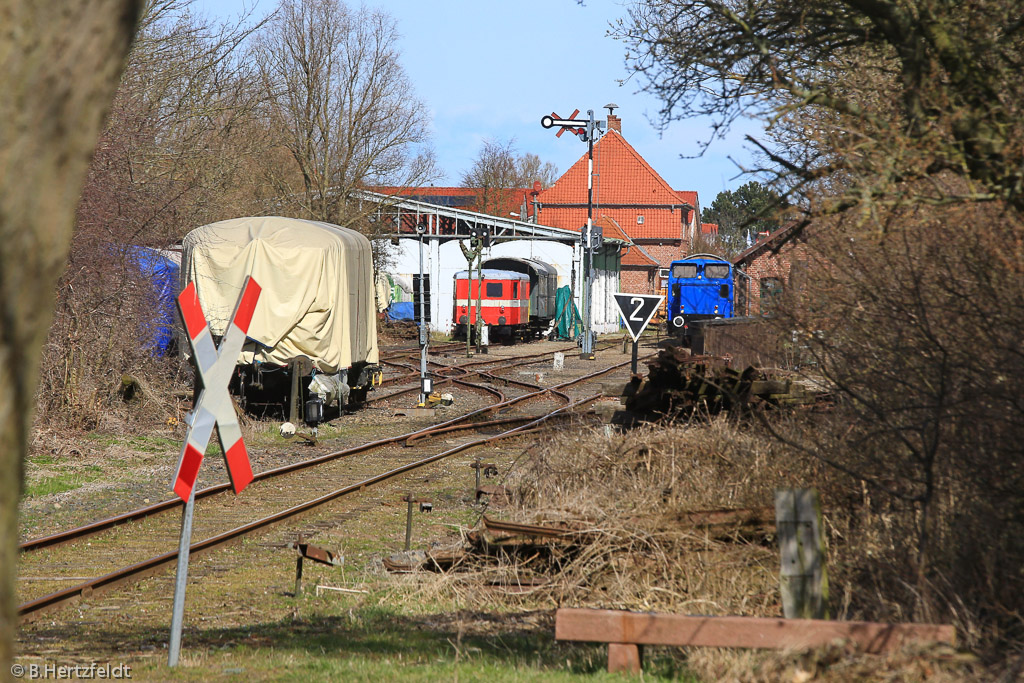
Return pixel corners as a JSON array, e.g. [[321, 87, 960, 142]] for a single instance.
[[775, 488, 828, 619]]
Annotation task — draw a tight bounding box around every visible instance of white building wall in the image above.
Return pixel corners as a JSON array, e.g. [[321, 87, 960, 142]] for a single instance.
[[384, 236, 621, 335]]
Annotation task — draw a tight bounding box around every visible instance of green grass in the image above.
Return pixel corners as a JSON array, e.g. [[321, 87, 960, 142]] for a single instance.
[[85, 433, 178, 452], [129, 605, 697, 681], [24, 465, 103, 497]]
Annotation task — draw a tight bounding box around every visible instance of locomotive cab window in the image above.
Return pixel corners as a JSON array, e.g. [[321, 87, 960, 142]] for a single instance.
[[672, 264, 698, 278], [512, 281, 518, 299], [705, 264, 730, 279], [485, 282, 503, 298]]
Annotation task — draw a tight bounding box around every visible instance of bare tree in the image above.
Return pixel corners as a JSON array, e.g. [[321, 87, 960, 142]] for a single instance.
[[617, 0, 1024, 213], [0, 0, 142, 668], [255, 0, 437, 226], [515, 152, 560, 190], [462, 138, 558, 216], [43, 0, 269, 430]]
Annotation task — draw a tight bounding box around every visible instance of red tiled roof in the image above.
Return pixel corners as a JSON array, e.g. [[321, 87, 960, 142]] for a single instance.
[[596, 215, 659, 268], [620, 244, 660, 267], [595, 215, 631, 243], [536, 130, 693, 240], [676, 191, 698, 207], [701, 222, 718, 235]]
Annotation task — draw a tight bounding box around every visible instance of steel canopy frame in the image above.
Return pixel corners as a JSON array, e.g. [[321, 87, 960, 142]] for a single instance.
[[350, 189, 626, 246]]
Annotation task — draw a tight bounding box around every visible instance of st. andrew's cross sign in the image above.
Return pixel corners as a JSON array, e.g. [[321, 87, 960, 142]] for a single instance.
[[169, 275, 260, 667], [173, 276, 262, 501]]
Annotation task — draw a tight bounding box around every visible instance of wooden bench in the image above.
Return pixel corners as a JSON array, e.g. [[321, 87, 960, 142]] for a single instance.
[[555, 608, 956, 674]]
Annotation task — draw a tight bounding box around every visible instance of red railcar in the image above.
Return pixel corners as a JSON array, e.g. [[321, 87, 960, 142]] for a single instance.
[[453, 269, 530, 342]]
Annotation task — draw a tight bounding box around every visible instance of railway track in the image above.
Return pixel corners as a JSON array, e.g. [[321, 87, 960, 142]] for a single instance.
[[17, 353, 638, 622], [18, 346, 586, 555]]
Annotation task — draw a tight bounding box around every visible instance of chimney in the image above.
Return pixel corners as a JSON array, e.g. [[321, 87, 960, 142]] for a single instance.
[[603, 103, 621, 133]]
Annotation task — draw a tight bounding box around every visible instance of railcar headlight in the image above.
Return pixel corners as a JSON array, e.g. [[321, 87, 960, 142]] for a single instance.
[[672, 316, 684, 327]]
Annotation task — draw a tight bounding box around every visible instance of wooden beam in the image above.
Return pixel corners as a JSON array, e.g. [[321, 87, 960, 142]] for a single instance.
[[555, 609, 955, 654]]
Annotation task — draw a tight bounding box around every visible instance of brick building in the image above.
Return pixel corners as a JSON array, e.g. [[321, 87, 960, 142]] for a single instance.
[[732, 223, 808, 316], [534, 114, 709, 296]]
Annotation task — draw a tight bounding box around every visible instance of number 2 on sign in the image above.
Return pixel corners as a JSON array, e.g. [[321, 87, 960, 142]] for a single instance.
[[629, 297, 644, 321]]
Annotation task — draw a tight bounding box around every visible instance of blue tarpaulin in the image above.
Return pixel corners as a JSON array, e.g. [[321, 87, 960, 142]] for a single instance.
[[386, 301, 416, 321], [125, 246, 179, 356]]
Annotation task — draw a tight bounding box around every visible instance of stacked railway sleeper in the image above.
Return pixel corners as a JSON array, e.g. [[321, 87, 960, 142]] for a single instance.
[[623, 344, 834, 421], [17, 341, 643, 624]]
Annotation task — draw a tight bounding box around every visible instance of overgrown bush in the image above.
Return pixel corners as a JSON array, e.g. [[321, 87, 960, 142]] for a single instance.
[[766, 199, 1024, 656], [35, 245, 192, 432]]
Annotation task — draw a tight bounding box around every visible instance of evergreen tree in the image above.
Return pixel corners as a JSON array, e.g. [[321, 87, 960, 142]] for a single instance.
[[700, 181, 780, 254]]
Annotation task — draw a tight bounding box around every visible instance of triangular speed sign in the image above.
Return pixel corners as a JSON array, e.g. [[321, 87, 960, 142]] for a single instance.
[[614, 293, 664, 342]]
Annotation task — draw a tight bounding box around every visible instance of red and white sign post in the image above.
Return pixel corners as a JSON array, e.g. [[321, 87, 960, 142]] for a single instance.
[[168, 276, 261, 667]]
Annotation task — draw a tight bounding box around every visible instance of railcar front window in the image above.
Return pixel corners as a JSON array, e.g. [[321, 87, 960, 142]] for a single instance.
[[705, 264, 730, 279], [672, 264, 698, 278], [486, 282, 503, 298]]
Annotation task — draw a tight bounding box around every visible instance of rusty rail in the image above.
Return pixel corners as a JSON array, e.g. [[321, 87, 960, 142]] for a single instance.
[[20, 358, 632, 554], [19, 392, 606, 622]]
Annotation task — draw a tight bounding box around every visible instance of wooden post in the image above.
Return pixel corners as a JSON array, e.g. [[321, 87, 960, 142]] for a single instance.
[[775, 489, 829, 619], [608, 643, 642, 674]]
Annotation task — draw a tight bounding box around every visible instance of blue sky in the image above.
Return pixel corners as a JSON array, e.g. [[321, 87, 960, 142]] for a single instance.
[[196, 0, 765, 212]]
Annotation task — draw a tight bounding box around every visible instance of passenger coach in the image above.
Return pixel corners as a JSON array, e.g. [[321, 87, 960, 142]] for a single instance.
[[453, 269, 530, 342]]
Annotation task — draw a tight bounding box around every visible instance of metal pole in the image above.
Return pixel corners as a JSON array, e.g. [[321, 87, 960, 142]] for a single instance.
[[474, 239, 483, 355], [631, 340, 639, 375], [466, 245, 473, 357], [168, 488, 196, 667], [418, 232, 428, 405], [581, 109, 596, 359]]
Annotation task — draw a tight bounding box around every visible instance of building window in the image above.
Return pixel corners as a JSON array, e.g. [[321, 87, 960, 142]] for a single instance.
[[760, 277, 784, 313], [637, 215, 645, 224]]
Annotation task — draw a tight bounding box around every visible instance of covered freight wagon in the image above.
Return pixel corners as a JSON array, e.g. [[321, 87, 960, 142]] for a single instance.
[[180, 216, 381, 423]]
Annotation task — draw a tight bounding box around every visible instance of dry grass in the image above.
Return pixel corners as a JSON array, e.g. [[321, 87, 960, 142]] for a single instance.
[[379, 415, 1006, 681]]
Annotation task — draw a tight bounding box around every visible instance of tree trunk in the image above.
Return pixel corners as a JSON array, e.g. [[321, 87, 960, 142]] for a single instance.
[[0, 0, 141, 669]]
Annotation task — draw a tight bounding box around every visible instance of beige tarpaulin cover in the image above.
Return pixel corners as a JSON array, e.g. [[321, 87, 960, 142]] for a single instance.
[[180, 216, 379, 374]]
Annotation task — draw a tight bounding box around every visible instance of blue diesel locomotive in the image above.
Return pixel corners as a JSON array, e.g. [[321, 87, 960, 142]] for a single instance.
[[666, 254, 734, 343]]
